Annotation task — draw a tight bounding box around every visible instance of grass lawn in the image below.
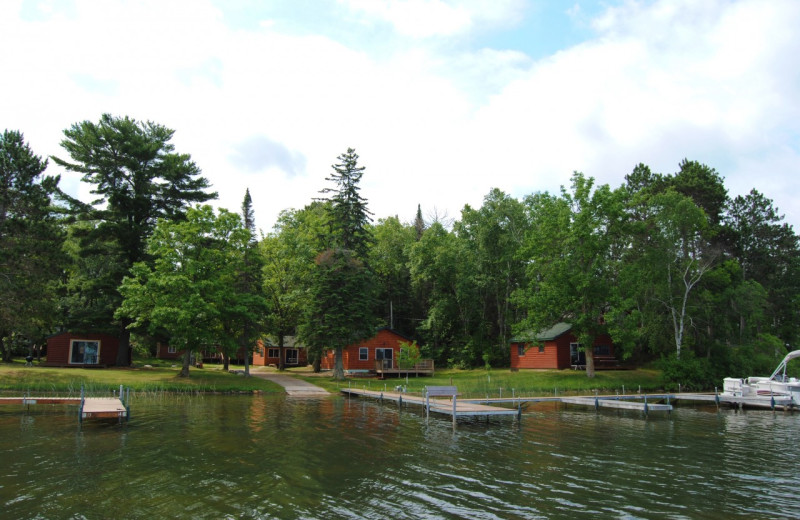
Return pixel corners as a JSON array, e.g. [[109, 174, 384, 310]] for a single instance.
[[2, 358, 666, 399], [297, 367, 665, 398], [0, 359, 284, 395]]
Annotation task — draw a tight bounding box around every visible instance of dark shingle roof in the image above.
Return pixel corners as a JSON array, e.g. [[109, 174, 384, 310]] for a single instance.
[[511, 322, 572, 343]]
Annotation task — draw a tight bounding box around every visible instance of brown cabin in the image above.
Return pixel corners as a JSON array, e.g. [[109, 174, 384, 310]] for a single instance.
[[44, 332, 128, 367], [510, 323, 617, 370], [156, 342, 248, 364], [252, 337, 308, 367], [320, 328, 413, 374]]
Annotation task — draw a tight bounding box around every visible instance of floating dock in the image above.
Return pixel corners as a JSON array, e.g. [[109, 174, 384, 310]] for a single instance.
[[462, 394, 673, 413], [0, 386, 131, 421], [341, 387, 521, 425], [464, 391, 798, 412]]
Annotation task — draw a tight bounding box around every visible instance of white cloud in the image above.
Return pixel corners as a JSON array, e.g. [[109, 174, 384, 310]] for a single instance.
[[2, 0, 799, 232]]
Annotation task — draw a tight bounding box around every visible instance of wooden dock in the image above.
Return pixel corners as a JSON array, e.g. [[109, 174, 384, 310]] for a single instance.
[[462, 394, 673, 413], [0, 387, 131, 421], [341, 387, 520, 425]]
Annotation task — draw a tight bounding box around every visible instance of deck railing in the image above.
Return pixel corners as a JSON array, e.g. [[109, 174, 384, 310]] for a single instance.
[[375, 358, 435, 373]]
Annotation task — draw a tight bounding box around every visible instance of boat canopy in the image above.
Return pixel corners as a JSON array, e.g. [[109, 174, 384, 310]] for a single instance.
[[769, 350, 800, 381]]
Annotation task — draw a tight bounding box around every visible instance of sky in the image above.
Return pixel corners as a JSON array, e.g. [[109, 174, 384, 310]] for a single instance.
[[3, 0, 800, 233]]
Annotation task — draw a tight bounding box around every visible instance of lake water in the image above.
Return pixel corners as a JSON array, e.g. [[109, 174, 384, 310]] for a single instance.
[[1, 393, 799, 519]]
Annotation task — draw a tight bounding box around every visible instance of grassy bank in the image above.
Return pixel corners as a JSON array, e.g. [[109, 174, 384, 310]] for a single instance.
[[298, 367, 665, 398], [0, 360, 284, 395], [2, 360, 665, 398]]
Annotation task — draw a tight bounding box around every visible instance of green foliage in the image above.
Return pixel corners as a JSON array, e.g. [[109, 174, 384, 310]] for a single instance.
[[369, 216, 417, 336], [659, 337, 790, 391], [397, 340, 422, 369], [319, 147, 373, 259], [260, 205, 326, 369], [298, 248, 379, 379], [117, 205, 260, 377], [514, 173, 627, 377], [53, 114, 216, 365], [0, 130, 65, 360]]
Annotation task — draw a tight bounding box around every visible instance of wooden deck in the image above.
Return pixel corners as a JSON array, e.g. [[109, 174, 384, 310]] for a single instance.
[[0, 388, 131, 421], [375, 359, 435, 378], [341, 387, 520, 424]]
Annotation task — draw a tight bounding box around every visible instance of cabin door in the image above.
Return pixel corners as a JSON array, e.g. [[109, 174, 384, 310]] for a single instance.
[[376, 348, 393, 369], [285, 349, 299, 365], [570, 343, 585, 366]]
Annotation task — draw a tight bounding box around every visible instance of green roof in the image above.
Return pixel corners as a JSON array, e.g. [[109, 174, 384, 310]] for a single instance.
[[511, 322, 572, 343]]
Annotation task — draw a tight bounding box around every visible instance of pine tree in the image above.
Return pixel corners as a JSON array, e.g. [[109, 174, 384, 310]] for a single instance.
[[414, 203, 426, 241], [319, 148, 373, 258]]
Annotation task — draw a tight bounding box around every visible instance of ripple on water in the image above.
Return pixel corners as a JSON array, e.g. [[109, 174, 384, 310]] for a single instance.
[[3, 396, 800, 519]]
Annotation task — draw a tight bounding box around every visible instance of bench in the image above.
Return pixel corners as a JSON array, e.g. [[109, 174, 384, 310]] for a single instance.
[[425, 386, 459, 425]]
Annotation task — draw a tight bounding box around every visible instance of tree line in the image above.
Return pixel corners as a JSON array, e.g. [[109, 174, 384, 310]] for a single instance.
[[2, 115, 798, 385]]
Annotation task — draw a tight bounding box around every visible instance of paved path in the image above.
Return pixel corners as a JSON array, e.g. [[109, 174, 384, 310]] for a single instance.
[[253, 372, 329, 397]]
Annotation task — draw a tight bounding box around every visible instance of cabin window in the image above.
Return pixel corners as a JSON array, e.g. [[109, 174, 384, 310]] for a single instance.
[[538, 344, 545, 353], [286, 349, 299, 364], [570, 342, 583, 365], [594, 344, 611, 356], [167, 345, 177, 354], [517, 344, 525, 356], [268, 348, 280, 358], [359, 347, 368, 361], [70, 340, 100, 365]]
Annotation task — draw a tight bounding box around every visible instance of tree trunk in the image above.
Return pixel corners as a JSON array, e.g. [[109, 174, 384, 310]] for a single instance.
[[1, 333, 11, 363], [278, 334, 285, 371], [333, 345, 344, 380], [312, 355, 321, 373], [116, 326, 131, 366], [243, 348, 250, 377], [585, 348, 596, 378], [180, 349, 191, 377], [223, 353, 229, 371]]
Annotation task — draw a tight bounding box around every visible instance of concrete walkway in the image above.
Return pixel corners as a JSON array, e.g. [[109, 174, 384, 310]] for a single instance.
[[253, 372, 329, 397]]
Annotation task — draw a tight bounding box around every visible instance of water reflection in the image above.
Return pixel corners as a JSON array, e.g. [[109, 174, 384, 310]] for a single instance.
[[2, 395, 800, 519]]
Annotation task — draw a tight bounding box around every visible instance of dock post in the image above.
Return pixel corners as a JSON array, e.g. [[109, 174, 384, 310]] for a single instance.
[[399, 394, 402, 409], [425, 390, 429, 421], [79, 385, 85, 423], [452, 394, 457, 429], [644, 394, 649, 415]]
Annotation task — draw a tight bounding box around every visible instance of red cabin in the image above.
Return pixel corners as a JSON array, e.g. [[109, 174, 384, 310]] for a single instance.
[[44, 332, 128, 367], [510, 323, 617, 370], [320, 328, 413, 374], [252, 337, 308, 367]]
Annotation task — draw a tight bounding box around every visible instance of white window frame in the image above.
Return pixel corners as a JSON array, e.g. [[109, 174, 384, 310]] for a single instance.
[[359, 347, 368, 361], [167, 345, 177, 354], [268, 348, 280, 358]]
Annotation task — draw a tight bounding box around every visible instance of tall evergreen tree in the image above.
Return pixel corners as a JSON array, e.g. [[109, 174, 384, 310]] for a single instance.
[[0, 130, 65, 361], [302, 148, 378, 379], [413, 204, 426, 241], [52, 114, 216, 365], [319, 148, 373, 259]]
